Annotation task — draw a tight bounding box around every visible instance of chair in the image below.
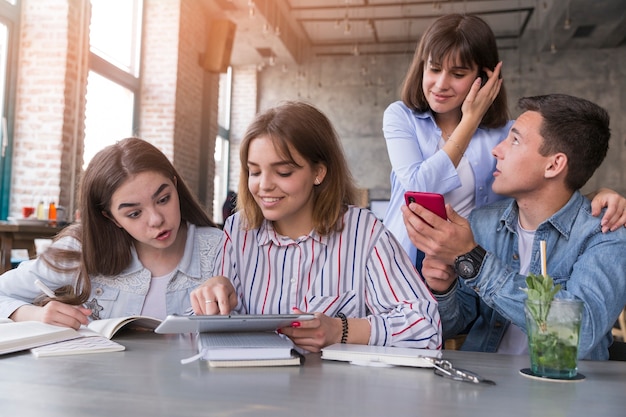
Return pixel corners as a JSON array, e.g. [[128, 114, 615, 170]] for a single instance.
[[608, 341, 626, 361], [444, 334, 467, 350], [354, 188, 369, 208], [611, 306, 626, 341]]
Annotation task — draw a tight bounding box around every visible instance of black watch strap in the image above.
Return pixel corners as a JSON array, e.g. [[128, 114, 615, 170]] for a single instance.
[[454, 245, 486, 279]]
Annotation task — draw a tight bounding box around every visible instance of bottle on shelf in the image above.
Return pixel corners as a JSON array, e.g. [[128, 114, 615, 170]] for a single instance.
[[36, 201, 45, 220], [48, 202, 57, 227]]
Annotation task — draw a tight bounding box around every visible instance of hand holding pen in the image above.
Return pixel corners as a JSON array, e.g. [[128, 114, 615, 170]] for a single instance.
[[8, 279, 92, 329]]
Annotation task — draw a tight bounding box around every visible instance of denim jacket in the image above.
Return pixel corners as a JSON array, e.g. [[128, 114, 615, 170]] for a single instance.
[[436, 191, 626, 360], [0, 224, 223, 320]]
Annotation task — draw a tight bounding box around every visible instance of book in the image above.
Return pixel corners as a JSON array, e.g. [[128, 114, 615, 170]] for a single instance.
[[321, 343, 442, 368], [0, 315, 161, 357], [181, 331, 303, 367], [30, 334, 125, 357], [198, 331, 295, 360], [0, 321, 82, 355], [84, 315, 162, 339], [204, 351, 304, 368]]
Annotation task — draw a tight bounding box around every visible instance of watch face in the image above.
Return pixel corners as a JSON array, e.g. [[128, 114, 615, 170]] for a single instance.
[[458, 260, 474, 277]]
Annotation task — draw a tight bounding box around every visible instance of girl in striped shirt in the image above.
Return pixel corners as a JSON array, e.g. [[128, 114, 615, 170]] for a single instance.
[[191, 101, 441, 352]]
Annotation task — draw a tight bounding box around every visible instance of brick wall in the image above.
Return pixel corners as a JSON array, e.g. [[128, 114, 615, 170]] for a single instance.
[[140, 0, 219, 214], [10, 0, 88, 215], [8, 0, 219, 218]]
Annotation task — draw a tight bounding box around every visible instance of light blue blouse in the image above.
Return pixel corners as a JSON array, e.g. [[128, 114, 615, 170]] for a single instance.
[[382, 100, 513, 262]]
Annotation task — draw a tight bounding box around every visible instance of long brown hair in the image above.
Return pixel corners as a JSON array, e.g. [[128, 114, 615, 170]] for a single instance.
[[237, 101, 358, 236], [401, 13, 509, 128], [39, 137, 215, 305]]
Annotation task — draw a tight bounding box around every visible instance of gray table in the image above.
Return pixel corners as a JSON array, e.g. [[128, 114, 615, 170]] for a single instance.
[[1, 330, 624, 417]]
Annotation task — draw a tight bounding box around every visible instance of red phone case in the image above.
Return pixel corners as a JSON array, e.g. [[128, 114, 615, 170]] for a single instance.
[[404, 191, 447, 220]]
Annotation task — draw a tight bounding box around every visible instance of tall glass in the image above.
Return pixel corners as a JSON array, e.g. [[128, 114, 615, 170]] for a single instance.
[[524, 298, 583, 379]]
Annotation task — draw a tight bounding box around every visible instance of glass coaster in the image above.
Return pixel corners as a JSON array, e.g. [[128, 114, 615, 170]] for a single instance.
[[519, 368, 585, 382]]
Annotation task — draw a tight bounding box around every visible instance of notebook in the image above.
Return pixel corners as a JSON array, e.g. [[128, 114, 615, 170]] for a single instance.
[[155, 313, 315, 334], [180, 331, 304, 367], [30, 332, 125, 357], [198, 331, 295, 360], [321, 343, 442, 368]]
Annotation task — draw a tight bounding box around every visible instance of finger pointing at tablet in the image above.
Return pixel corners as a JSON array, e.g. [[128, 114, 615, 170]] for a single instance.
[[190, 276, 238, 315]]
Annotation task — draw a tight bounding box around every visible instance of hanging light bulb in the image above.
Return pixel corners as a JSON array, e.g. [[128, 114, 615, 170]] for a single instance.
[[563, 18, 571, 30], [344, 22, 351, 35], [564, 1, 572, 30]]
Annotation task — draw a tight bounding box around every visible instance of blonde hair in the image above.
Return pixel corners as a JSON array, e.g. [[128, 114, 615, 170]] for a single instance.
[[237, 101, 358, 236]]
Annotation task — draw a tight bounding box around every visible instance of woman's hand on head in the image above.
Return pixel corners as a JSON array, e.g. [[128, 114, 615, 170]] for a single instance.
[[277, 308, 342, 353], [10, 302, 91, 329], [190, 276, 238, 315], [461, 61, 503, 122]]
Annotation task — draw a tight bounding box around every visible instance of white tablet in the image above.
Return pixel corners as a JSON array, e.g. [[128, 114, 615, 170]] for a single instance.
[[154, 313, 315, 334]]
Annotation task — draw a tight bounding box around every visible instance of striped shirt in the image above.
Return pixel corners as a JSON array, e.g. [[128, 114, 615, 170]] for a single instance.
[[218, 206, 441, 349]]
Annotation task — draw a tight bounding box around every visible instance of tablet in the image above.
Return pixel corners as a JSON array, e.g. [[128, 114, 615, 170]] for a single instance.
[[154, 313, 315, 334]]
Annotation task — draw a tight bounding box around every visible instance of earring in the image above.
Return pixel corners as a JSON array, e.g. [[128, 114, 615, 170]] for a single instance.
[[314, 178, 321, 185]]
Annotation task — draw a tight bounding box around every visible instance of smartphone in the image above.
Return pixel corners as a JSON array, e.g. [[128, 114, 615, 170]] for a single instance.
[[479, 70, 488, 87], [404, 191, 447, 220]]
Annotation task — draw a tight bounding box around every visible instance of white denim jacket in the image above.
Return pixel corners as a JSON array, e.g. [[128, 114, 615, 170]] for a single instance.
[[0, 223, 223, 320]]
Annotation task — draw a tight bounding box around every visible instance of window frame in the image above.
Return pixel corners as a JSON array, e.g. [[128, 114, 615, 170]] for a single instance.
[[0, 0, 20, 219]]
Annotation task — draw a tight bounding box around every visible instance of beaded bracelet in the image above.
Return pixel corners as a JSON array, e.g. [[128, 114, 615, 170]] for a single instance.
[[447, 138, 465, 157], [337, 312, 349, 344]]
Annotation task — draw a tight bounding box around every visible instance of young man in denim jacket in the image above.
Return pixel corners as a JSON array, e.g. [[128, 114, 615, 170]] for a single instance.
[[401, 94, 626, 360]]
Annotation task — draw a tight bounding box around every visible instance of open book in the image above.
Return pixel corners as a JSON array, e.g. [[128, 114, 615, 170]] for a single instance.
[[0, 315, 161, 357], [0, 321, 81, 355]]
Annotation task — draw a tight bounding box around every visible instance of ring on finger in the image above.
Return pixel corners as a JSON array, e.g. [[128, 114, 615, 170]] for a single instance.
[[205, 299, 216, 304]]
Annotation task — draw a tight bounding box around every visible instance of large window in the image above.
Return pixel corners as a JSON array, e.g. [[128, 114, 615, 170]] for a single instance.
[[213, 69, 232, 224], [0, 0, 19, 219], [84, 0, 142, 168]]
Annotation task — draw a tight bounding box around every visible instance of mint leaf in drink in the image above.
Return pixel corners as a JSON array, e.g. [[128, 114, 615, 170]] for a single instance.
[[522, 273, 561, 331]]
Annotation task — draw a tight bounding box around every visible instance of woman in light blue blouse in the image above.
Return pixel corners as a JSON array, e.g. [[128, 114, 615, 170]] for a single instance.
[[0, 138, 222, 327], [383, 14, 626, 271]]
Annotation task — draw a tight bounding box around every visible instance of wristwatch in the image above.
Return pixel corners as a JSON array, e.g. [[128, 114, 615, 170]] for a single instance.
[[454, 245, 486, 279]]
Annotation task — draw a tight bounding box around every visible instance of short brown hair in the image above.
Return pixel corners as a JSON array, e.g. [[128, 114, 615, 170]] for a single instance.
[[519, 94, 611, 191]]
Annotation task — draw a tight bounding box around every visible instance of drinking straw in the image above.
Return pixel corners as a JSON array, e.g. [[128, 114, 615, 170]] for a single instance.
[[540, 240, 547, 276]]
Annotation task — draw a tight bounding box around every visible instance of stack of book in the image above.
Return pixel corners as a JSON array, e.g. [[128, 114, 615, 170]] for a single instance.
[[192, 331, 303, 368]]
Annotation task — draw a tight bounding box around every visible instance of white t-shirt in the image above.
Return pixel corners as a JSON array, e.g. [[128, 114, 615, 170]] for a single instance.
[[140, 272, 172, 320], [496, 220, 534, 355], [438, 137, 475, 219]]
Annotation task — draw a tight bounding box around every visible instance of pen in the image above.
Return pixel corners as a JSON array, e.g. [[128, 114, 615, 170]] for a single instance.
[[34, 279, 57, 298]]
